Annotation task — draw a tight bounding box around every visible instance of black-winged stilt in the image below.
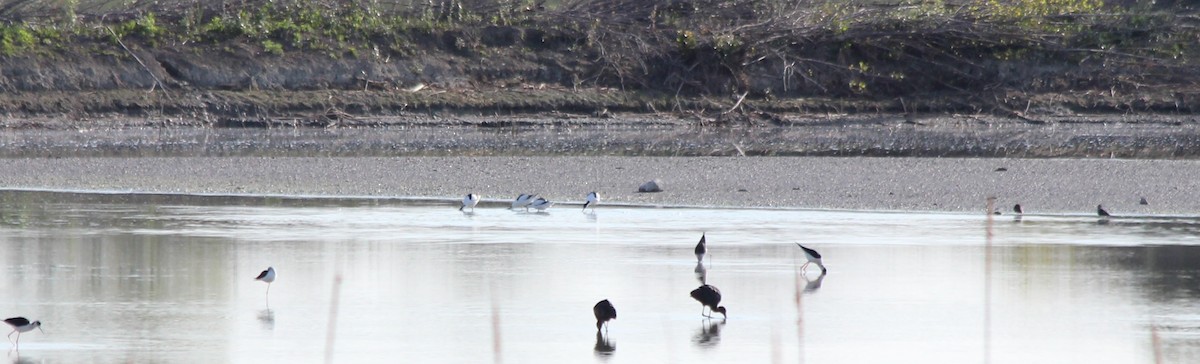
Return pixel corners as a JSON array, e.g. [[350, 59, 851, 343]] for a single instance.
[[529, 197, 553, 211], [796, 243, 827, 274], [511, 194, 536, 211], [690, 284, 727, 318], [4, 317, 42, 346], [694, 234, 707, 263], [583, 192, 600, 211], [256, 266, 276, 296], [460, 194, 480, 212], [593, 299, 616, 332], [1097, 204, 1111, 217]]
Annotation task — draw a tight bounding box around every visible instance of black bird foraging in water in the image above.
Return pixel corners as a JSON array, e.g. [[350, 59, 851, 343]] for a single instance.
[[1013, 204, 1024, 215], [1097, 204, 1111, 217], [593, 299, 616, 332], [694, 234, 707, 262], [690, 284, 727, 318], [4, 317, 42, 346], [796, 243, 828, 274]]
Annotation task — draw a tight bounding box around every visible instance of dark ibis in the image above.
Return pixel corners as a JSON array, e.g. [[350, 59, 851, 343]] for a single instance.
[[593, 299, 616, 332], [1013, 204, 1024, 215], [690, 284, 727, 318]]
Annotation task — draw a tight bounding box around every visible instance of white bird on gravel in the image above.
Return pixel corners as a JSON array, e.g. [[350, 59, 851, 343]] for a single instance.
[[460, 193, 480, 212], [530, 197, 553, 212], [512, 194, 536, 211], [584, 192, 600, 211]]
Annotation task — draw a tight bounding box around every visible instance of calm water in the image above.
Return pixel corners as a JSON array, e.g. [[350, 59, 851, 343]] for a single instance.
[[1, 190, 1199, 363]]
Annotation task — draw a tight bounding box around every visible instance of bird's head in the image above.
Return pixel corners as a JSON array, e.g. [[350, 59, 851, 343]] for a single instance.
[[714, 306, 727, 318], [33, 321, 43, 333]]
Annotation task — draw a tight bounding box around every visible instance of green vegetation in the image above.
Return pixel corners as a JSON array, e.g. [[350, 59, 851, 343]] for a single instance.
[[0, 0, 1193, 100]]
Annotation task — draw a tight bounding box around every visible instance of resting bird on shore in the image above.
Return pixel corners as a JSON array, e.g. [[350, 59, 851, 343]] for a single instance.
[[584, 192, 600, 211], [690, 284, 727, 318], [796, 243, 827, 274], [1013, 204, 1024, 215], [530, 197, 553, 211], [511, 194, 536, 211], [695, 234, 707, 263], [460, 193, 480, 212], [593, 299, 616, 332], [4, 317, 42, 346], [1097, 204, 1111, 217]]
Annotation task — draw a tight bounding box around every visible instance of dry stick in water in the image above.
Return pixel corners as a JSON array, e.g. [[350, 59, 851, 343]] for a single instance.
[[325, 274, 344, 364], [104, 27, 171, 99]]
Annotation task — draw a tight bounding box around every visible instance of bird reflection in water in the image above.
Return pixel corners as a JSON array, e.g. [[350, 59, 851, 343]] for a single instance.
[[694, 261, 707, 284], [258, 309, 275, 330], [692, 319, 726, 348], [803, 272, 825, 293], [593, 332, 615, 357]]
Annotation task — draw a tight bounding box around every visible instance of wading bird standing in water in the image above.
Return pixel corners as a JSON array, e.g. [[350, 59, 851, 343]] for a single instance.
[[1013, 204, 1024, 215], [695, 234, 707, 263], [460, 193, 480, 212], [530, 197, 553, 212], [690, 284, 727, 319], [796, 243, 827, 274], [584, 192, 600, 211], [511, 194, 536, 211], [4, 317, 42, 347], [256, 266, 276, 297], [1097, 204, 1111, 217], [593, 299, 616, 332]]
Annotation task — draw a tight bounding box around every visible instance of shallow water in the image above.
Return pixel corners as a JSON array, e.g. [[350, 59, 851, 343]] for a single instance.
[[0, 190, 1198, 363]]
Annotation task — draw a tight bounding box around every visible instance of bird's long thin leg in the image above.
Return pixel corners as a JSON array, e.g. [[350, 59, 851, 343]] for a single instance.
[[6, 330, 13, 342], [801, 262, 810, 270]]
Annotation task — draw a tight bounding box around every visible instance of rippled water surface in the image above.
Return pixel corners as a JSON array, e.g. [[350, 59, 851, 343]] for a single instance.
[[1, 190, 1198, 363]]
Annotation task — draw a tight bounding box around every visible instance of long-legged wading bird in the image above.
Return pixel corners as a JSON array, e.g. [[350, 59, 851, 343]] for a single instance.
[[584, 192, 600, 211], [4, 317, 42, 346], [796, 243, 827, 274], [1097, 204, 1111, 217], [690, 284, 727, 318], [460, 193, 480, 212], [512, 194, 536, 211], [593, 299, 616, 332], [1013, 204, 1024, 215], [695, 233, 707, 263], [530, 197, 553, 211], [256, 266, 276, 296]]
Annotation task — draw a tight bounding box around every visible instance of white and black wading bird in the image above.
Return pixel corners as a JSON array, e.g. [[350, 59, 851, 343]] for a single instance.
[[460, 193, 480, 212], [4, 317, 42, 346], [584, 192, 600, 211], [796, 243, 828, 274], [511, 194, 536, 211]]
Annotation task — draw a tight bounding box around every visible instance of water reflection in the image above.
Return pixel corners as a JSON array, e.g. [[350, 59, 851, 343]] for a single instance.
[[592, 332, 615, 357], [693, 319, 725, 349], [0, 190, 1199, 362]]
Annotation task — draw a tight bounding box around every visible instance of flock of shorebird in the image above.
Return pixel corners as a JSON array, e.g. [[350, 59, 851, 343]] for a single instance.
[[4, 190, 834, 349], [593, 233, 829, 336]]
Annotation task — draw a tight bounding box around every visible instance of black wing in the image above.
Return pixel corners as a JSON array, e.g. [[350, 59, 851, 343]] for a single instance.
[[695, 234, 707, 255], [796, 243, 822, 259], [1013, 204, 1023, 214], [593, 299, 616, 320], [4, 317, 29, 327], [1097, 205, 1110, 217], [255, 269, 270, 280]]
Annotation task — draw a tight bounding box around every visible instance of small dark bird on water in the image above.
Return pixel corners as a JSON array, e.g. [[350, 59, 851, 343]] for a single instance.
[[1097, 204, 1111, 217], [593, 299, 616, 332], [796, 243, 827, 274], [1013, 204, 1024, 215], [4, 317, 42, 346], [690, 284, 727, 318], [694, 233, 707, 262]]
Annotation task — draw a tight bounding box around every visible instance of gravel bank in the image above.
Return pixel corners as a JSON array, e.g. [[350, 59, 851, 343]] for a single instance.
[[1, 156, 1197, 215]]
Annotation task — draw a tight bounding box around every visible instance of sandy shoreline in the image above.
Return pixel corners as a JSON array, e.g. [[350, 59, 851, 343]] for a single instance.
[[2, 156, 1198, 215]]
